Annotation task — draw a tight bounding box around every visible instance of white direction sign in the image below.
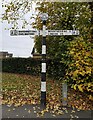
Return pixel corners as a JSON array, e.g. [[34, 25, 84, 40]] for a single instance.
[[48, 30, 79, 36], [10, 30, 79, 36], [10, 30, 39, 36]]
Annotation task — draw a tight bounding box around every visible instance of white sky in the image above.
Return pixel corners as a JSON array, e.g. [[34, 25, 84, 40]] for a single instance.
[[0, 0, 2, 55], [2, 22, 35, 58], [0, 1, 37, 58]]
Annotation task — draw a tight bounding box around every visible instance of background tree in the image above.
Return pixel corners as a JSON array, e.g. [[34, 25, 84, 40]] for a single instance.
[[33, 2, 93, 100], [33, 2, 91, 57], [88, 2, 93, 43], [2, 0, 34, 29]]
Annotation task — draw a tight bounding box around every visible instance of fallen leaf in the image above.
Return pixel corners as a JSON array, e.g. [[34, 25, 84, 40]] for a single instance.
[[28, 110, 31, 113], [8, 109, 11, 112]]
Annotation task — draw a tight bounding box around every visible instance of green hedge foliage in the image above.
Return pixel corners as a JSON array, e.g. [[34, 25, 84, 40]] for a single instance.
[[1, 58, 66, 78], [1, 58, 41, 76]]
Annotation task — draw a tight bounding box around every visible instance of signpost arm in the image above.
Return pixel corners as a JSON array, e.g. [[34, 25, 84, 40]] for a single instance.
[[41, 20, 47, 106]]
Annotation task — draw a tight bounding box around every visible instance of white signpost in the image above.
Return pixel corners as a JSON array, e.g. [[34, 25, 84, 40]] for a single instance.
[[47, 30, 79, 36], [10, 29, 79, 36], [10, 13, 80, 106], [10, 30, 39, 36]]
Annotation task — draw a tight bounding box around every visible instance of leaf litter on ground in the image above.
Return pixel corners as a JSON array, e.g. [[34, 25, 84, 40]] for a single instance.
[[2, 73, 93, 117]]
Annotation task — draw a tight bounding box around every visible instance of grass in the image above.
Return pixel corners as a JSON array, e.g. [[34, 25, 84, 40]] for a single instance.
[[2, 72, 61, 107], [2, 72, 93, 111]]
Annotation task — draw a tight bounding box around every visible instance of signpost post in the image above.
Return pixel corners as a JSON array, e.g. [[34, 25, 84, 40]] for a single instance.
[[40, 13, 48, 106], [10, 13, 79, 107]]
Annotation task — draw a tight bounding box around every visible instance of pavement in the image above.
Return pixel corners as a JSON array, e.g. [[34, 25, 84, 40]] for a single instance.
[[1, 104, 93, 120]]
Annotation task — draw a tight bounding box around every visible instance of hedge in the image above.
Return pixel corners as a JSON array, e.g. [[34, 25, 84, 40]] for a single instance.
[[1, 58, 40, 76], [1, 58, 66, 78]]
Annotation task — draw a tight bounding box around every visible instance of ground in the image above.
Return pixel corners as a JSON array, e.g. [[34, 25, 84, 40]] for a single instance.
[[1, 72, 93, 119]]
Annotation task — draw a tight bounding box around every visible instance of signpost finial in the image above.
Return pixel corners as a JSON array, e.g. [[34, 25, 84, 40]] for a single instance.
[[40, 13, 48, 21]]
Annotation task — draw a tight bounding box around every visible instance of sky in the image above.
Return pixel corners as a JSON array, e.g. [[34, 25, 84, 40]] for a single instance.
[[0, 0, 2, 55], [0, 1, 37, 58], [2, 22, 34, 58]]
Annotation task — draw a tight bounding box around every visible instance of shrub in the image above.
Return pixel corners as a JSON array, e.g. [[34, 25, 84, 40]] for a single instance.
[[66, 37, 93, 100]]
